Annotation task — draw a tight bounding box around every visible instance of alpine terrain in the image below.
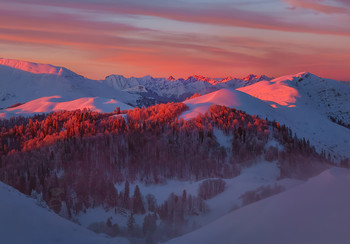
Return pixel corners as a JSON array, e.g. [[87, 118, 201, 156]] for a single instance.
[[0, 58, 349, 244]]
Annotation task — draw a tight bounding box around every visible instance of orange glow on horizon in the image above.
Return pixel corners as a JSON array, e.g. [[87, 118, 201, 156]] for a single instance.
[[1, 0, 350, 81]]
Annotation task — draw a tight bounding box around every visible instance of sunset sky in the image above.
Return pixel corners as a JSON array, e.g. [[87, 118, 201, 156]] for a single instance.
[[1, 0, 350, 80]]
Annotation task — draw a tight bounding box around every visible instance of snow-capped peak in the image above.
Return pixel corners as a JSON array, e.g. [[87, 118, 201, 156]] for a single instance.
[[242, 74, 271, 82], [0, 58, 76, 76], [167, 76, 176, 81], [269, 72, 319, 85], [186, 75, 214, 84], [142, 75, 153, 80], [243, 74, 258, 81], [221, 76, 234, 83]]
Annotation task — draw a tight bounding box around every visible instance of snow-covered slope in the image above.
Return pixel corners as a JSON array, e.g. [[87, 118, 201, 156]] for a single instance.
[[0, 58, 69, 75], [0, 181, 129, 244], [76, 162, 300, 236], [238, 72, 350, 125], [166, 167, 350, 244], [237, 72, 350, 159], [0, 96, 133, 118], [182, 88, 275, 120], [180, 73, 350, 159], [0, 59, 139, 109]]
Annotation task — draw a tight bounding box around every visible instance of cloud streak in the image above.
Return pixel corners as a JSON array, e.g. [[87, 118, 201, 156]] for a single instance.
[[2, 0, 350, 36], [284, 0, 349, 14]]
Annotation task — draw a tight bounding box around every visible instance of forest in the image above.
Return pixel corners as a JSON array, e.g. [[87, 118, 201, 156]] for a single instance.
[[0, 102, 333, 242]]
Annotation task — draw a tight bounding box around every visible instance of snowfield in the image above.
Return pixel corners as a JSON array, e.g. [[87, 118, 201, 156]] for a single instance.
[[166, 167, 350, 244], [0, 181, 130, 244]]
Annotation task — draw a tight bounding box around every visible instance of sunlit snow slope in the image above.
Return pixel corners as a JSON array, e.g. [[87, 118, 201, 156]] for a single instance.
[[0, 58, 66, 75], [182, 88, 275, 120], [0, 60, 139, 109], [237, 72, 350, 159], [0, 96, 133, 118], [238, 72, 350, 124], [166, 168, 350, 244], [0, 182, 129, 244], [182, 84, 350, 159]]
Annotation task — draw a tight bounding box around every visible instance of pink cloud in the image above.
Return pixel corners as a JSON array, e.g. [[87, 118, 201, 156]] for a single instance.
[[335, 0, 350, 7], [2, 0, 350, 36], [284, 0, 349, 14]]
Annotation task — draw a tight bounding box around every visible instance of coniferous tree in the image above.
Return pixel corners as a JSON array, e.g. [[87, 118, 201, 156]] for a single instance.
[[123, 181, 130, 209], [127, 213, 136, 235], [142, 213, 157, 234], [146, 194, 157, 212], [133, 185, 145, 214], [143, 213, 157, 243]]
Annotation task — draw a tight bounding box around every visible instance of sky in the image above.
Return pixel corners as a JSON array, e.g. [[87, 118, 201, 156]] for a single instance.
[[1, 0, 350, 80]]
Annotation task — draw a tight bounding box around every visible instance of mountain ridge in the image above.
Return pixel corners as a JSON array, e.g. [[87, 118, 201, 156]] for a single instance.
[[1, 58, 350, 160], [0, 58, 78, 77]]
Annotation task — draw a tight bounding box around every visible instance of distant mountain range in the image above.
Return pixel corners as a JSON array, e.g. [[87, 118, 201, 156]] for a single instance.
[[103, 73, 270, 102], [0, 58, 270, 108]]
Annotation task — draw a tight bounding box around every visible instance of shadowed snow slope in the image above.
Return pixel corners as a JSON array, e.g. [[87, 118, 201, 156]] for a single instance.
[[166, 168, 350, 244], [182, 88, 274, 120], [0, 96, 133, 118], [0, 182, 129, 244]]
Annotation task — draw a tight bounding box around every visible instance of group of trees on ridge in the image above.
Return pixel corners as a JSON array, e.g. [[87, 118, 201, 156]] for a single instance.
[[0, 103, 332, 223]]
